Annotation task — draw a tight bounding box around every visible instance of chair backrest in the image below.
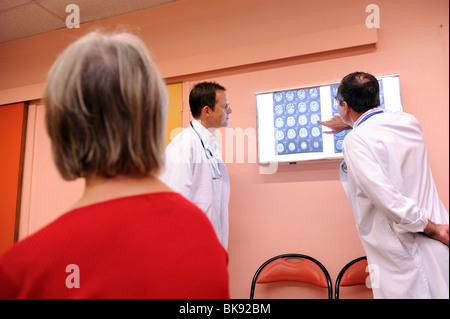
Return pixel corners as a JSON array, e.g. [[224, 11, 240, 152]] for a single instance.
[[250, 254, 332, 299], [335, 256, 371, 299]]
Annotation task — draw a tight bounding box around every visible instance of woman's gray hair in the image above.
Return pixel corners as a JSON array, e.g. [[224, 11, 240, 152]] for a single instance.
[[44, 31, 167, 180]]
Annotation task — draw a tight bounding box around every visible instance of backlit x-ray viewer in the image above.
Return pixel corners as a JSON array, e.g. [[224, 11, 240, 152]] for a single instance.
[[256, 74, 403, 164]]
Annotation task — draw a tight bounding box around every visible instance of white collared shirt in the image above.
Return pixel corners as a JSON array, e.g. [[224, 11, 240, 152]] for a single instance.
[[159, 120, 230, 249]]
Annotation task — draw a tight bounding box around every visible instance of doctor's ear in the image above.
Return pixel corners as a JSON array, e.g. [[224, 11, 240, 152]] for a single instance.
[[201, 105, 211, 117], [341, 101, 350, 113]]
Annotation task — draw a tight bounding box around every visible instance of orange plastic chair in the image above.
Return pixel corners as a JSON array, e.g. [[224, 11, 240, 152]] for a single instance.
[[335, 256, 372, 299], [250, 254, 332, 299]]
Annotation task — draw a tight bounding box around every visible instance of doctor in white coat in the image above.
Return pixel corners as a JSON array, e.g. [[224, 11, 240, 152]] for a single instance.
[[322, 72, 449, 299], [160, 82, 232, 249]]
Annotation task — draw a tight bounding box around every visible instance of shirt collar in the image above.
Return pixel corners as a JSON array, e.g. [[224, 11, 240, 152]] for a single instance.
[[191, 119, 218, 150], [354, 107, 384, 127]]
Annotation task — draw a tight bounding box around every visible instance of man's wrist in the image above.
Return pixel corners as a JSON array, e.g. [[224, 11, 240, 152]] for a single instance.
[[423, 220, 435, 237]]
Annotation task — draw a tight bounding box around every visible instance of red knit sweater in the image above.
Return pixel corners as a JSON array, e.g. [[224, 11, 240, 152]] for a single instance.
[[0, 192, 229, 298]]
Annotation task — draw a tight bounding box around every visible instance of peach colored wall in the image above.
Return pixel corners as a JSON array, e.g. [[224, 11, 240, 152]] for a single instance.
[[18, 102, 85, 239], [0, 0, 448, 299]]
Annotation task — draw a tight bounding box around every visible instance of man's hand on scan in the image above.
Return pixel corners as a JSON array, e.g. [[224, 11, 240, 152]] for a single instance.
[[317, 115, 352, 134]]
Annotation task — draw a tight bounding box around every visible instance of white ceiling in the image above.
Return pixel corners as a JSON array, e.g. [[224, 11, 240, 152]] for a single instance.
[[0, 0, 178, 44]]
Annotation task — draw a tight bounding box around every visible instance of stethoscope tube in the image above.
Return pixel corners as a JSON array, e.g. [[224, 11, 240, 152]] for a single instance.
[[190, 121, 222, 179]]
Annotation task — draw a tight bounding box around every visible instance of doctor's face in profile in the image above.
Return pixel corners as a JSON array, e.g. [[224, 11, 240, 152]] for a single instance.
[[209, 90, 232, 128]]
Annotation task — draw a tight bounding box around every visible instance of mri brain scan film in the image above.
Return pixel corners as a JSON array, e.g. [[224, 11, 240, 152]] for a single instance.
[[256, 74, 403, 164], [273, 88, 323, 156]]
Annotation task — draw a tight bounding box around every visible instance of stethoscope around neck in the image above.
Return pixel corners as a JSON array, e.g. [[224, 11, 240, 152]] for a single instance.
[[190, 121, 222, 179]]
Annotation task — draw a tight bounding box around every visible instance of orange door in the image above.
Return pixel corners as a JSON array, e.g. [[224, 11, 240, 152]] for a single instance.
[[0, 102, 27, 255], [165, 83, 183, 145]]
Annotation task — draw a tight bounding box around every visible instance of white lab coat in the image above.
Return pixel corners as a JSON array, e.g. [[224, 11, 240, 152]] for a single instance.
[[160, 120, 230, 249], [340, 108, 449, 299]]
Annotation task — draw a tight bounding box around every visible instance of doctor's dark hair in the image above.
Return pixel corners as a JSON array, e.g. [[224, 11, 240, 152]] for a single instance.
[[189, 82, 226, 118], [44, 31, 168, 180], [336, 72, 380, 113]]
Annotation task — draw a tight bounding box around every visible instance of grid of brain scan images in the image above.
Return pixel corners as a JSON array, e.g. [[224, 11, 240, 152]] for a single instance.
[[273, 87, 323, 156]]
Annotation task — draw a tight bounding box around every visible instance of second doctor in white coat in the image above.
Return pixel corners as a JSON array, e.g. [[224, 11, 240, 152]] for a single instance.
[[332, 72, 449, 299], [160, 82, 232, 249]]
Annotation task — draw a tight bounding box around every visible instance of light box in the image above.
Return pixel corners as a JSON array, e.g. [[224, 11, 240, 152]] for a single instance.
[[256, 74, 403, 164]]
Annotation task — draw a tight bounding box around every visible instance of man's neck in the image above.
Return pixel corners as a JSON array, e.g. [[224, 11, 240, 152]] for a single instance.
[[195, 118, 218, 134], [349, 112, 361, 127]]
